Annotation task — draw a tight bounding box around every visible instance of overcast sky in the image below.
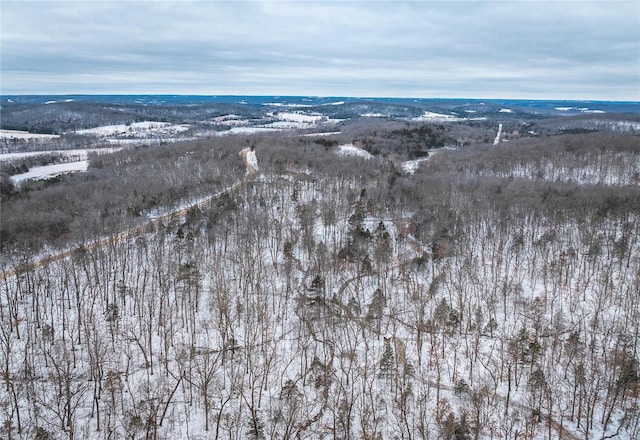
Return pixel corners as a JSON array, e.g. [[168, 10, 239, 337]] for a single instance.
[[1, 0, 639, 100]]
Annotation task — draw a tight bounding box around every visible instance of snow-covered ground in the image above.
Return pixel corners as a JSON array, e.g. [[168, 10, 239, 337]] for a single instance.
[[401, 147, 457, 174], [493, 123, 503, 145], [302, 131, 341, 137], [74, 121, 190, 137], [412, 110, 464, 122], [335, 143, 373, 159], [10, 160, 88, 185], [3, 148, 120, 187], [1, 143, 638, 440], [0, 129, 60, 140], [217, 126, 283, 136], [275, 112, 325, 124], [0, 147, 119, 162], [401, 157, 431, 174], [240, 146, 259, 173], [262, 102, 313, 108], [214, 111, 340, 134]]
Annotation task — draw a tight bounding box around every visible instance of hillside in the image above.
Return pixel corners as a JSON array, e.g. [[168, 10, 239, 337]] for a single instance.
[[0, 101, 639, 439]]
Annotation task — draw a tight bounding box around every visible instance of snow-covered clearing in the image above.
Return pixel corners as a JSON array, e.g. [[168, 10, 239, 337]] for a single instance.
[[335, 143, 373, 159], [0, 147, 119, 162], [401, 157, 431, 174], [0, 129, 60, 140], [74, 121, 190, 137], [262, 102, 313, 108], [10, 160, 88, 184], [276, 112, 325, 124], [302, 131, 341, 137], [412, 110, 463, 122], [105, 137, 197, 146], [262, 121, 314, 129], [401, 147, 457, 174], [217, 126, 283, 135], [206, 114, 248, 127]]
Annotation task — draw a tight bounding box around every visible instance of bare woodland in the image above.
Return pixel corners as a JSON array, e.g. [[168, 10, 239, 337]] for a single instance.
[[0, 129, 639, 439]]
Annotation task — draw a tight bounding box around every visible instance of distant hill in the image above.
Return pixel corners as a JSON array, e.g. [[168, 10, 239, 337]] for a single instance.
[[1, 95, 638, 135]]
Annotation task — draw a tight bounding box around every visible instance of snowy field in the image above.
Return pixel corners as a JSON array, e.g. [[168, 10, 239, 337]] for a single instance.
[[3, 148, 121, 187], [0, 147, 119, 162], [74, 121, 190, 137], [0, 129, 60, 140], [9, 160, 88, 185], [335, 143, 373, 159], [412, 110, 465, 122]]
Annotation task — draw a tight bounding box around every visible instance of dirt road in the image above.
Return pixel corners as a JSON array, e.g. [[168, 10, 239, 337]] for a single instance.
[[1, 149, 258, 279]]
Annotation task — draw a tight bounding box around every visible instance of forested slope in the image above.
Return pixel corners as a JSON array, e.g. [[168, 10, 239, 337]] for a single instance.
[[0, 131, 639, 439]]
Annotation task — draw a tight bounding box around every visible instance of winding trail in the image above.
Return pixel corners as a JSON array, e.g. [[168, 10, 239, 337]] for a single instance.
[[1, 149, 258, 279]]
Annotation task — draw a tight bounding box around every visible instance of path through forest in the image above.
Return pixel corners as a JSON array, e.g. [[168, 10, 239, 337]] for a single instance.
[[1, 147, 258, 279]]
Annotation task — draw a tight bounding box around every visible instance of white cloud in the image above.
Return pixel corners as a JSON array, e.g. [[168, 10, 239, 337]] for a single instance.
[[1, 0, 638, 100]]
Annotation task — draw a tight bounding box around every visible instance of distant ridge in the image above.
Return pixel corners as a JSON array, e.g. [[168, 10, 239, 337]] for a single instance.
[[2, 95, 639, 115]]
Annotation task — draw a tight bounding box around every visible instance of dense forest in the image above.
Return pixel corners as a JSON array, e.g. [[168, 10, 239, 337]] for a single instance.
[[0, 114, 639, 439]]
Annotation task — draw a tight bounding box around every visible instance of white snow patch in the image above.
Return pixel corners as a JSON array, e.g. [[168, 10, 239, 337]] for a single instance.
[[555, 107, 574, 111], [277, 112, 325, 123], [499, 108, 513, 113], [263, 121, 312, 129], [0, 148, 119, 162], [104, 138, 195, 145], [493, 123, 503, 145], [336, 144, 372, 159], [302, 131, 341, 137], [413, 110, 462, 121], [206, 115, 249, 127], [0, 129, 60, 140], [10, 160, 88, 185], [262, 102, 313, 108], [241, 147, 259, 172], [75, 121, 190, 137], [217, 127, 282, 136], [212, 114, 243, 122], [401, 157, 430, 174]]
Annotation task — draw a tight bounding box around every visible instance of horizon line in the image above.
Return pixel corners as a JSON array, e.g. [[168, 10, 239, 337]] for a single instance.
[[2, 93, 639, 103]]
